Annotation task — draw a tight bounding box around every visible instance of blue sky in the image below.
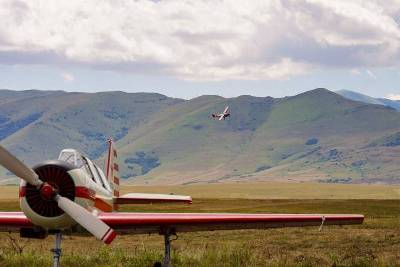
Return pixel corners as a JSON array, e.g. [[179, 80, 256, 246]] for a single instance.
[[0, 0, 399, 100], [0, 65, 399, 99]]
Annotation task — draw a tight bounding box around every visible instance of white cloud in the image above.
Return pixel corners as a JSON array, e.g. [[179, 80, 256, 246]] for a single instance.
[[61, 72, 74, 82], [0, 0, 399, 81], [387, 94, 400, 100]]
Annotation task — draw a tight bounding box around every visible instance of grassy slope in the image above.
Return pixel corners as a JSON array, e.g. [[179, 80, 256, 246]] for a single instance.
[[115, 95, 274, 184], [242, 89, 400, 182], [116, 89, 400, 184], [0, 91, 182, 178]]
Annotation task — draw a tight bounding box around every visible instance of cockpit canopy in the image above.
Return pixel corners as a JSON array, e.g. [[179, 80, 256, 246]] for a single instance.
[[58, 149, 111, 192], [58, 149, 84, 167]]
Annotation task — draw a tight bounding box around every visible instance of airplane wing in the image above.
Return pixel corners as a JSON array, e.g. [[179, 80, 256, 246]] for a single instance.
[[0, 212, 363, 234], [218, 115, 224, 121], [99, 212, 363, 234], [223, 106, 229, 114], [0, 212, 33, 231], [114, 193, 192, 204]]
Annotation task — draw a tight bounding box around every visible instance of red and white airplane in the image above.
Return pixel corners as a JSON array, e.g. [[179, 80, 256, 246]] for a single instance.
[[0, 140, 363, 267], [212, 106, 230, 120]]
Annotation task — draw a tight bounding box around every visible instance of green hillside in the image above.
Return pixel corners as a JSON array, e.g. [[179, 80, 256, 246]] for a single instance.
[[0, 88, 399, 185], [0, 90, 182, 182], [114, 89, 400, 184]]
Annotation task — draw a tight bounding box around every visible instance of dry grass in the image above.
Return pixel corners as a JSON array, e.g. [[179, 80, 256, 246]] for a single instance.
[[0, 185, 398, 266], [121, 182, 400, 199], [0, 183, 400, 267], [2, 182, 400, 200]]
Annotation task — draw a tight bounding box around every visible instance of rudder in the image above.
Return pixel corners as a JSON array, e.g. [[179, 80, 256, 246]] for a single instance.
[[106, 138, 120, 209]]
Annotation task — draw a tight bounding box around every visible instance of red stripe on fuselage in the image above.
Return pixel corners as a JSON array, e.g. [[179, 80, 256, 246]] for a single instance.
[[20, 186, 96, 201], [75, 186, 96, 201], [76, 187, 113, 212], [20, 186, 97, 201], [95, 198, 113, 212], [19, 186, 113, 212], [19, 186, 96, 201], [19, 186, 26, 198]]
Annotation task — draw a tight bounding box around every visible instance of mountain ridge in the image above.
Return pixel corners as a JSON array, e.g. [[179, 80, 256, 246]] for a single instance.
[[337, 90, 400, 111], [0, 88, 399, 185]]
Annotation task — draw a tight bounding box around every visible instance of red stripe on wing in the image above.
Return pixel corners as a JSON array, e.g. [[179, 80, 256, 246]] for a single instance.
[[0, 212, 33, 229], [98, 213, 364, 234]]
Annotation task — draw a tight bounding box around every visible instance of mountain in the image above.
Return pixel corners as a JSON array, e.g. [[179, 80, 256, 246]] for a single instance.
[[0, 90, 182, 183], [1, 88, 400, 185], [337, 90, 400, 111]]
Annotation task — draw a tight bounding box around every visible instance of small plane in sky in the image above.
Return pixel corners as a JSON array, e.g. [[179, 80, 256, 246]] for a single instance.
[[212, 105, 230, 120], [0, 139, 364, 267]]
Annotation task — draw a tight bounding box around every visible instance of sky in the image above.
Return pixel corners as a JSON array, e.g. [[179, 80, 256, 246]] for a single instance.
[[0, 0, 400, 100]]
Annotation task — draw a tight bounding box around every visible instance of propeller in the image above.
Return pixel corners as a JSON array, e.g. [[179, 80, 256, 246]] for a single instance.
[[0, 144, 116, 244], [56, 195, 116, 243], [0, 145, 42, 187]]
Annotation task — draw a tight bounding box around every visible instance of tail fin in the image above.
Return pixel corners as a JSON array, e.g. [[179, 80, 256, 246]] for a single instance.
[[106, 138, 120, 209]]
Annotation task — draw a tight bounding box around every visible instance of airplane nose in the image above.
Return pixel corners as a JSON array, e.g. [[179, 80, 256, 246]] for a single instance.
[[23, 161, 76, 218], [40, 183, 56, 201]]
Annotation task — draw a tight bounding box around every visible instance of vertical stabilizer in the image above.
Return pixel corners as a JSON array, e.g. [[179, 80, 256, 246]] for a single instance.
[[106, 138, 120, 209]]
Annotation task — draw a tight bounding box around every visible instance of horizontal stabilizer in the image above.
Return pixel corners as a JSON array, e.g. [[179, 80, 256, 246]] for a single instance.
[[114, 193, 192, 204]]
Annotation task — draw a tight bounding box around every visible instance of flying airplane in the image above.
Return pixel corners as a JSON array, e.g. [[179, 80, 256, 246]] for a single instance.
[[212, 105, 230, 120], [0, 140, 364, 267]]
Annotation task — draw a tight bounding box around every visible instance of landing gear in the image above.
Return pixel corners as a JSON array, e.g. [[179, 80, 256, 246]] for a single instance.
[[154, 229, 178, 267], [51, 231, 62, 267], [319, 216, 326, 232]]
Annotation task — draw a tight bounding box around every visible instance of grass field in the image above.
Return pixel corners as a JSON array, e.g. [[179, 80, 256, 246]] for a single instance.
[[0, 184, 399, 266], [3, 182, 400, 200], [122, 182, 400, 199]]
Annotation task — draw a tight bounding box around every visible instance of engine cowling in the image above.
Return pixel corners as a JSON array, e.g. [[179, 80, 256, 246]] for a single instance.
[[19, 160, 78, 229]]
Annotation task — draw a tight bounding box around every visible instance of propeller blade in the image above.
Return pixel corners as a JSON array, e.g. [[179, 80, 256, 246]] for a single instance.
[[0, 145, 41, 187], [56, 195, 116, 244]]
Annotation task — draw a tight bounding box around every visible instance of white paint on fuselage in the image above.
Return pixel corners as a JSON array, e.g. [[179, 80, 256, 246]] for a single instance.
[[59, 149, 112, 194]]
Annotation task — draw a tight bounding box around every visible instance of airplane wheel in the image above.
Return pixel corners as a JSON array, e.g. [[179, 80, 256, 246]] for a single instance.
[[153, 262, 162, 267]]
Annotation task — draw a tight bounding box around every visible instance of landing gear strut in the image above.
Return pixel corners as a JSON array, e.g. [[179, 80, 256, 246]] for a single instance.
[[51, 231, 62, 267], [154, 229, 178, 267]]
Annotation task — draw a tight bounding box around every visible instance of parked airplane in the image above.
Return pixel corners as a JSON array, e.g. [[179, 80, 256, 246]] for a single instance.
[[0, 140, 364, 267], [212, 105, 230, 120]]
